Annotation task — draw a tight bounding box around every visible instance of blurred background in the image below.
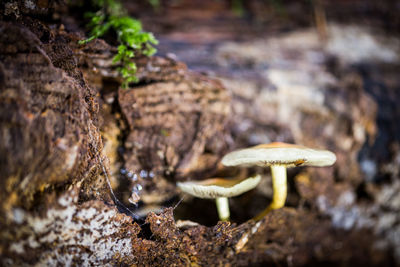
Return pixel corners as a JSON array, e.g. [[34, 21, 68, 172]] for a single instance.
[[126, 0, 399, 181], [120, 0, 400, 263]]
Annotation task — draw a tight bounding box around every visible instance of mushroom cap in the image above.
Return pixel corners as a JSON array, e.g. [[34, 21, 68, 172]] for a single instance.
[[177, 175, 261, 199], [221, 142, 336, 168]]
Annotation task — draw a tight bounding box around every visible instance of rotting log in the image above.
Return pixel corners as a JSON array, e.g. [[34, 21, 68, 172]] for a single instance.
[[0, 2, 396, 266]]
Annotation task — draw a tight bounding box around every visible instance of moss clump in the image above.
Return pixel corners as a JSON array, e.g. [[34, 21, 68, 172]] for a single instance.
[[79, 0, 158, 88]]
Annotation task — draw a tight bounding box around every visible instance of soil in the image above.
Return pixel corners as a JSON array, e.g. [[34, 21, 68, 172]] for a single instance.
[[0, 0, 399, 266]]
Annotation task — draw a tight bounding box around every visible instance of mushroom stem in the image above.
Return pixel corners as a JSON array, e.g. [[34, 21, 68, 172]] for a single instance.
[[215, 197, 230, 221], [254, 165, 287, 220], [270, 165, 288, 209]]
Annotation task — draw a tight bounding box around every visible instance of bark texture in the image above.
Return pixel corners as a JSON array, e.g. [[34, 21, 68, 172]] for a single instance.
[[0, 21, 105, 212]]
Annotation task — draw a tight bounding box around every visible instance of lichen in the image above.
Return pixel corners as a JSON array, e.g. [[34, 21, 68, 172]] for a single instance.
[[2, 189, 139, 266]]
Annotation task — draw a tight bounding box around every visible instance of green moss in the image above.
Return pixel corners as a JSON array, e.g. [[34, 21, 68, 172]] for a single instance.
[[79, 0, 158, 88]]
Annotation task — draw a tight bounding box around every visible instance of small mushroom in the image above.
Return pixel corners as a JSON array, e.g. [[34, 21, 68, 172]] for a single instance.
[[221, 142, 336, 219], [177, 175, 261, 221]]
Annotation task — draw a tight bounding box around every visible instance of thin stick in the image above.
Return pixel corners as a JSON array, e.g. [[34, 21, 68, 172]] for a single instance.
[[98, 154, 140, 219]]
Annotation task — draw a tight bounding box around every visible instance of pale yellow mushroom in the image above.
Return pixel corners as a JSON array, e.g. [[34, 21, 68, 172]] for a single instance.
[[177, 175, 261, 221], [221, 142, 336, 220]]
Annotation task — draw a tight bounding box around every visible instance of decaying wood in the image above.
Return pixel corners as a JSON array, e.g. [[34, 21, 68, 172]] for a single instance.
[[0, 16, 237, 266], [0, 21, 106, 212], [0, 1, 399, 266], [74, 37, 232, 204], [119, 67, 231, 203]]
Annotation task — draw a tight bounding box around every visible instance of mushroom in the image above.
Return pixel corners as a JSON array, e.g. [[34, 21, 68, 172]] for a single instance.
[[177, 175, 261, 221], [221, 142, 336, 219]]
